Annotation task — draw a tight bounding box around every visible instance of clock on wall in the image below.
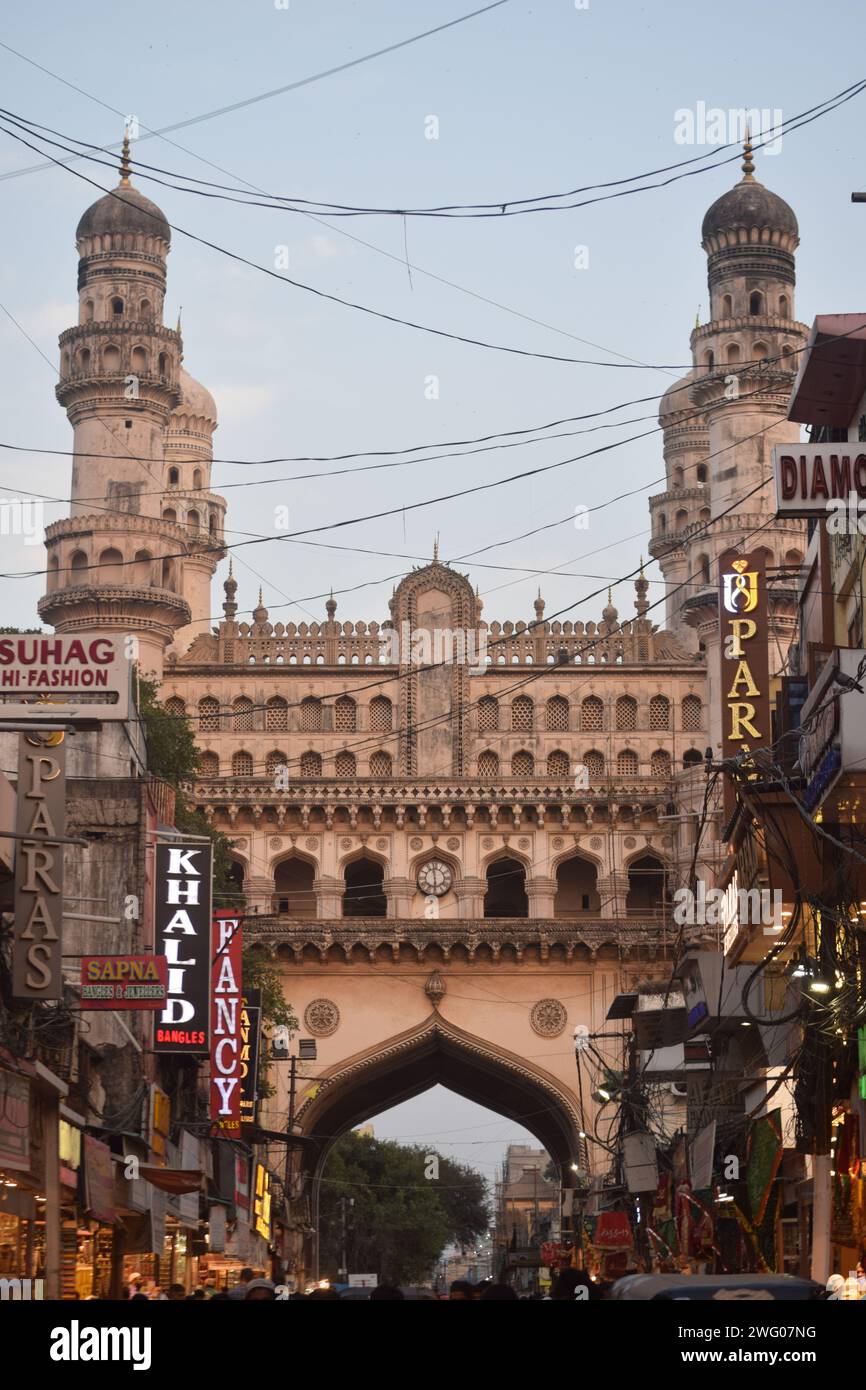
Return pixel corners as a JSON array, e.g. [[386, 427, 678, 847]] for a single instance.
[[416, 859, 453, 897]]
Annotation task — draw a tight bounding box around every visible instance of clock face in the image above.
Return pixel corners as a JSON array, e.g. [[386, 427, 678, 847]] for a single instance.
[[417, 859, 453, 897]]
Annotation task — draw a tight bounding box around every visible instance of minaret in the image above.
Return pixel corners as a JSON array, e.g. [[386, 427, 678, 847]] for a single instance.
[[40, 135, 194, 676], [661, 139, 807, 752]]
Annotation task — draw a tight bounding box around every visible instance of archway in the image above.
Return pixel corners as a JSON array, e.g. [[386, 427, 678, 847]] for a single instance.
[[483, 856, 527, 918], [293, 1016, 582, 1283], [554, 855, 600, 916], [626, 852, 669, 916], [342, 856, 386, 918], [274, 855, 316, 918]]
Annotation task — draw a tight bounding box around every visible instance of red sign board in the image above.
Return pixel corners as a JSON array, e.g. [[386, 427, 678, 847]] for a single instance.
[[80, 955, 168, 1009], [210, 913, 243, 1137], [593, 1210, 633, 1249]]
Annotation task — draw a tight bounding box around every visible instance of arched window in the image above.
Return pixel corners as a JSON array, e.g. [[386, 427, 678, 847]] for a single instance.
[[696, 553, 711, 585], [615, 695, 637, 731], [722, 294, 733, 317], [103, 344, 121, 373], [265, 696, 288, 731], [749, 290, 763, 315], [300, 697, 322, 732], [300, 751, 322, 777], [650, 749, 672, 777], [139, 298, 151, 320], [192, 468, 203, 490], [70, 550, 88, 579], [726, 343, 741, 364], [47, 554, 60, 590], [161, 557, 175, 591], [84, 300, 94, 322], [275, 857, 316, 918], [673, 466, 684, 487], [511, 750, 534, 777], [164, 696, 185, 717], [198, 697, 220, 731], [111, 297, 124, 317], [186, 509, 200, 533], [168, 467, 179, 487], [659, 512, 667, 535], [675, 509, 689, 531], [546, 695, 569, 732], [753, 342, 768, 362], [199, 751, 219, 777], [511, 695, 534, 731], [779, 294, 789, 318], [484, 857, 527, 918], [547, 749, 570, 778], [231, 751, 253, 777], [370, 696, 392, 732], [131, 346, 147, 374], [163, 507, 177, 524], [683, 748, 703, 768], [617, 749, 639, 777], [334, 696, 357, 732], [682, 694, 702, 731], [584, 750, 605, 779], [227, 860, 245, 901], [696, 464, 707, 484], [785, 548, 803, 568], [265, 750, 287, 778], [343, 857, 386, 918], [335, 751, 357, 777], [158, 352, 168, 377], [369, 751, 392, 778], [477, 696, 499, 731], [627, 854, 668, 916], [555, 856, 600, 916], [133, 549, 153, 586], [705, 350, 715, 372], [581, 696, 604, 732], [98, 547, 124, 584], [80, 347, 92, 374], [649, 694, 670, 730], [478, 750, 499, 778], [232, 696, 254, 732]]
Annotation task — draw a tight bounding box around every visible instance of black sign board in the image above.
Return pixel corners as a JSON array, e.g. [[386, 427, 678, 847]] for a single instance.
[[240, 989, 262, 1126], [153, 841, 213, 1053]]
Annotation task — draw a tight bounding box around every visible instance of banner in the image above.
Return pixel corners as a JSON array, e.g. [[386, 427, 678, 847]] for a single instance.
[[210, 912, 243, 1136], [80, 955, 167, 1010], [12, 733, 65, 999], [746, 1109, 783, 1226], [154, 841, 212, 1053]]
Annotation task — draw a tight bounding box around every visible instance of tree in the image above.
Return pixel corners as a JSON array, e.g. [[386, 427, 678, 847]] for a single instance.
[[318, 1132, 489, 1285]]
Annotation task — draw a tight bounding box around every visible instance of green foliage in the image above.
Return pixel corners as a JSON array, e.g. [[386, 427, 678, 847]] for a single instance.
[[318, 1132, 490, 1286], [242, 949, 298, 1033], [136, 674, 199, 786]]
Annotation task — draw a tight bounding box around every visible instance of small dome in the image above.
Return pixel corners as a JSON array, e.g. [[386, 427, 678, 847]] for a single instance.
[[76, 183, 170, 246], [174, 368, 217, 426], [702, 177, 797, 244], [658, 371, 697, 423], [602, 590, 618, 626]]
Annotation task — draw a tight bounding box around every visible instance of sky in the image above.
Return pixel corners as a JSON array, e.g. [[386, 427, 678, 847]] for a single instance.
[[2, 0, 865, 1167]]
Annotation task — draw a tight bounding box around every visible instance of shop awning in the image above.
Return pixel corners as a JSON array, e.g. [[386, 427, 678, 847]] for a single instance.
[[139, 1166, 203, 1194]]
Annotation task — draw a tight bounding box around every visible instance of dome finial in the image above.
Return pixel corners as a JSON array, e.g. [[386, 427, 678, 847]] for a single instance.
[[741, 124, 755, 181], [433, 534, 440, 563], [119, 130, 132, 187]]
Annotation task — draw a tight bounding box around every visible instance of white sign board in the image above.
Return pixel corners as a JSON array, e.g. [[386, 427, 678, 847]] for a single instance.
[[348, 1274, 378, 1288], [772, 444, 866, 517], [0, 633, 130, 720]]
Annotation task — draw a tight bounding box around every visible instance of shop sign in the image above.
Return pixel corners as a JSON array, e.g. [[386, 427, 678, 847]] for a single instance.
[[148, 1085, 171, 1160], [0, 633, 129, 720], [772, 444, 866, 516], [154, 842, 212, 1053], [253, 1164, 271, 1241], [593, 1210, 633, 1249], [210, 913, 243, 1137], [59, 1120, 81, 1188], [12, 734, 65, 1000], [718, 550, 770, 819], [84, 1136, 116, 1224], [240, 993, 261, 1127], [80, 955, 168, 1009]]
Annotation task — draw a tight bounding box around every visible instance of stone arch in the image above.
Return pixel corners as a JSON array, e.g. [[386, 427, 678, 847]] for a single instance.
[[553, 851, 600, 916], [342, 852, 387, 918], [295, 1014, 582, 1277], [98, 546, 124, 584], [273, 851, 317, 918], [483, 853, 528, 918], [625, 850, 670, 916]]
